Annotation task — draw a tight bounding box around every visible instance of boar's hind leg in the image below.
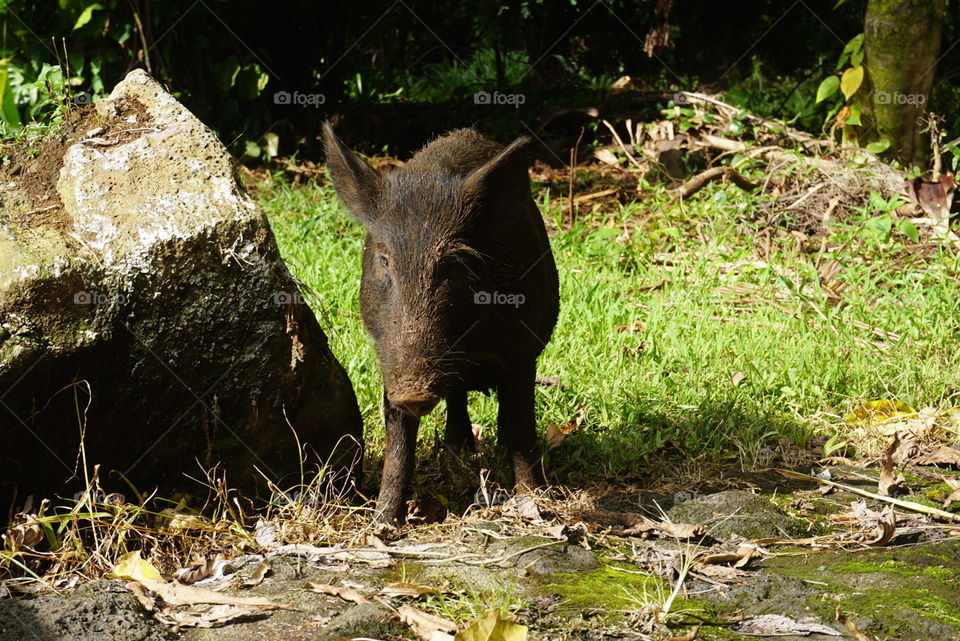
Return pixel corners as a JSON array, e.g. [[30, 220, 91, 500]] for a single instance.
[[497, 363, 546, 490], [376, 390, 420, 524], [444, 391, 475, 452]]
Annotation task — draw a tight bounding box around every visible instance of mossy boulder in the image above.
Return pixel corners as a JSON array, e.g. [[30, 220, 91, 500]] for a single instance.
[[0, 70, 362, 505], [667, 490, 798, 540]]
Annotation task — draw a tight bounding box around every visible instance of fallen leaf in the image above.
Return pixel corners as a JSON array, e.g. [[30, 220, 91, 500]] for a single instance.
[[253, 519, 278, 547], [545, 422, 580, 449], [735, 614, 840, 636], [694, 564, 749, 582], [302, 582, 370, 604], [138, 579, 290, 609], [916, 446, 960, 467], [176, 553, 231, 585], [656, 522, 706, 540], [942, 478, 960, 509], [847, 400, 916, 424], [159, 603, 266, 628], [879, 433, 905, 496], [380, 582, 440, 598], [455, 608, 527, 641], [4, 520, 43, 550], [110, 550, 163, 582], [503, 495, 542, 521], [241, 560, 271, 588], [730, 371, 747, 387], [851, 502, 897, 547], [398, 604, 458, 641], [593, 148, 620, 166]]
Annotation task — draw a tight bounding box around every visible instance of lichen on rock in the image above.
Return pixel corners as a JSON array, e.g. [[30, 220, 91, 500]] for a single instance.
[[0, 70, 362, 504]]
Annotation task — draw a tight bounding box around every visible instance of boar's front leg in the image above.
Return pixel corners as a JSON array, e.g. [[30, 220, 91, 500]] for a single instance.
[[444, 391, 475, 452], [376, 389, 420, 524], [497, 363, 546, 490]]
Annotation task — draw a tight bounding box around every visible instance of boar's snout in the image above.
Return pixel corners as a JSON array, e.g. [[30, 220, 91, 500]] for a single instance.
[[388, 392, 441, 417]]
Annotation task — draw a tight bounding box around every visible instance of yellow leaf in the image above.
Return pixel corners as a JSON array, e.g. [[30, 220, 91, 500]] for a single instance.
[[109, 550, 163, 581], [840, 65, 864, 100], [846, 399, 917, 424], [455, 609, 527, 641]]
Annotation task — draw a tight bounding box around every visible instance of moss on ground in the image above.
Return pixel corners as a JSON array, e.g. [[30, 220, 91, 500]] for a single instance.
[[764, 540, 960, 638]]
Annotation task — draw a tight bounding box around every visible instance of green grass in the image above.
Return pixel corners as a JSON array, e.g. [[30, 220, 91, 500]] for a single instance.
[[257, 173, 960, 486]]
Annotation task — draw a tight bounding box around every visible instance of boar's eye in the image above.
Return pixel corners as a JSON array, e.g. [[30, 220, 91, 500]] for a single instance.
[[378, 254, 390, 270]]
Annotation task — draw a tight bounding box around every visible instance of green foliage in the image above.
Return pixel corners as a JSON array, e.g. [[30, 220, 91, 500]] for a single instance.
[[259, 175, 960, 484]]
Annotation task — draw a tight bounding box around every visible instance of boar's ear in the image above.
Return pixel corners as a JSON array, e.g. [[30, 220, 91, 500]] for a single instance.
[[460, 136, 532, 214], [322, 122, 381, 225]]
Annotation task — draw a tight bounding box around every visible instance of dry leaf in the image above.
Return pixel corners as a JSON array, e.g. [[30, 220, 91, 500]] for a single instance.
[[398, 604, 458, 640], [879, 433, 905, 496], [851, 503, 897, 547], [138, 579, 290, 609], [241, 560, 271, 588], [730, 371, 746, 387], [176, 553, 230, 585], [942, 478, 960, 509], [656, 522, 707, 540], [546, 420, 581, 449], [303, 582, 370, 604], [916, 446, 960, 467], [847, 400, 916, 424], [159, 603, 266, 628], [110, 551, 163, 582], [503, 495, 542, 521], [694, 564, 749, 582], [593, 148, 620, 166], [735, 614, 841, 636], [380, 582, 440, 598], [455, 608, 528, 641]]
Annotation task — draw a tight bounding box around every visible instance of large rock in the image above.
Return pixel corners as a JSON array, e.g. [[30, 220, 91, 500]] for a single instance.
[[0, 70, 363, 504]]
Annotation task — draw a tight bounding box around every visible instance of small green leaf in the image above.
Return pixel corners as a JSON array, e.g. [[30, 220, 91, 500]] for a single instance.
[[897, 218, 919, 243], [0, 59, 21, 128], [840, 65, 864, 99], [261, 132, 279, 159], [816, 76, 840, 103], [845, 105, 862, 126], [850, 48, 864, 67], [866, 139, 891, 154], [73, 3, 104, 30], [866, 213, 892, 241], [843, 34, 864, 56], [242, 139, 261, 160]]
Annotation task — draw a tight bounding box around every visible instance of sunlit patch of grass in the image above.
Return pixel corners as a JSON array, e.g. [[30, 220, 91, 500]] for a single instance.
[[258, 173, 960, 489]]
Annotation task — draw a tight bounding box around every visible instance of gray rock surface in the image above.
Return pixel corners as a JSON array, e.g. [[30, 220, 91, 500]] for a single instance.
[[667, 489, 797, 540], [0, 70, 362, 502]]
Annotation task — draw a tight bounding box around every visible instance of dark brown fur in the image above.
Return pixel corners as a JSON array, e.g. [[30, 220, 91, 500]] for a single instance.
[[323, 124, 559, 523]]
